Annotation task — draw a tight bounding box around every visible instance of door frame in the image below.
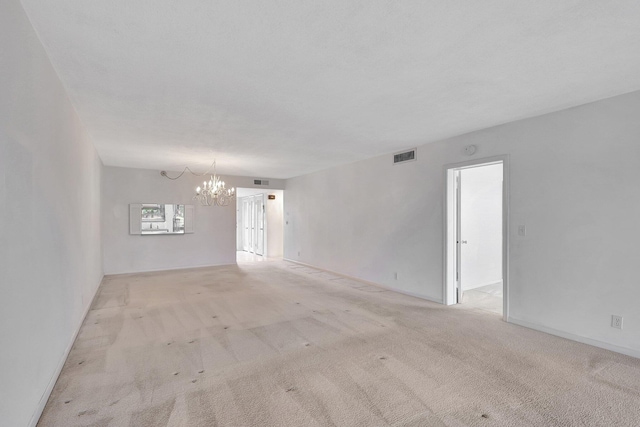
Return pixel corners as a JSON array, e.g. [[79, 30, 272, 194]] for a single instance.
[[254, 194, 265, 256], [443, 155, 510, 321], [238, 194, 266, 257], [242, 198, 250, 252]]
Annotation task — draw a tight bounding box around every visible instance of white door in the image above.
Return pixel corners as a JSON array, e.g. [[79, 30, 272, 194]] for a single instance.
[[250, 197, 256, 253], [255, 195, 265, 256], [457, 163, 503, 302], [239, 194, 266, 256], [242, 198, 250, 252], [455, 171, 462, 303]]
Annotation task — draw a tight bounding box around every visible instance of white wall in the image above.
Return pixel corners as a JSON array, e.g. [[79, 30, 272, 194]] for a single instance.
[[235, 196, 246, 252], [284, 90, 640, 357], [266, 190, 284, 258], [460, 164, 503, 290], [0, 1, 104, 425], [103, 167, 284, 274]]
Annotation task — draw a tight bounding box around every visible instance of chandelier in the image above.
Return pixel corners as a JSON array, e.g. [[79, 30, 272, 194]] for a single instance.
[[160, 160, 235, 207], [194, 171, 235, 206]]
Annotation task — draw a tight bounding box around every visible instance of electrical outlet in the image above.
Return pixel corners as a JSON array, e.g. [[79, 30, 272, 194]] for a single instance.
[[611, 315, 623, 329], [394, 272, 398, 280], [297, 251, 300, 257], [518, 225, 527, 236]]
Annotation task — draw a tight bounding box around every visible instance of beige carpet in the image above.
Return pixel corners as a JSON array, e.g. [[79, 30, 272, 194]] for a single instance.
[[39, 262, 640, 426]]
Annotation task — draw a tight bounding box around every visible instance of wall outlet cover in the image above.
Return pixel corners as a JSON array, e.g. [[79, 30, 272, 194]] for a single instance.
[[611, 315, 623, 329]]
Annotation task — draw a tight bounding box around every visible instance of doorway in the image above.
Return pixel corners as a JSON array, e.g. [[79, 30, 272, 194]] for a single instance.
[[445, 156, 508, 319], [236, 188, 284, 263], [240, 194, 265, 256]]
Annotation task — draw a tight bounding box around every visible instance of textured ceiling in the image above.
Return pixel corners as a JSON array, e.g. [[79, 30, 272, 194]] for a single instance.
[[21, 1, 640, 178]]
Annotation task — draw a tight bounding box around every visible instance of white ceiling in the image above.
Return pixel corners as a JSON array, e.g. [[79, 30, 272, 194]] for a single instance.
[[21, 1, 640, 179]]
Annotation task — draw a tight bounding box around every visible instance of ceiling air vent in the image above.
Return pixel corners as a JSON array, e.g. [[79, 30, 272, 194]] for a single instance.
[[393, 149, 416, 164], [254, 179, 270, 186]]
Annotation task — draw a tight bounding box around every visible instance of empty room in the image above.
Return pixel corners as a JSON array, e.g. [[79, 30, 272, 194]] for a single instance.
[[2, 1, 640, 426]]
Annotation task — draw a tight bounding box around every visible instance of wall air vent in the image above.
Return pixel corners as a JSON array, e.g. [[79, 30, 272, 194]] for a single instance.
[[393, 149, 416, 164], [254, 179, 270, 186]]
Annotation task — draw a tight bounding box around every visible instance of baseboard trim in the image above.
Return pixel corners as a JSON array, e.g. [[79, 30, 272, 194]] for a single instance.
[[508, 317, 640, 359], [104, 262, 237, 277], [29, 274, 104, 427], [283, 258, 443, 304]]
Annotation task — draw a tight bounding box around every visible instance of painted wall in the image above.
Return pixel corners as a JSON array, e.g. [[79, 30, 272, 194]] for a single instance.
[[102, 167, 284, 274], [284, 90, 640, 357], [0, 1, 104, 425], [460, 164, 503, 290], [265, 190, 284, 258], [236, 197, 245, 252]]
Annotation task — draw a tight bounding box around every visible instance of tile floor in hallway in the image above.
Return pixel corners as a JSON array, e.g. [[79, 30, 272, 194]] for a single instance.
[[462, 282, 503, 315], [236, 250, 269, 263]]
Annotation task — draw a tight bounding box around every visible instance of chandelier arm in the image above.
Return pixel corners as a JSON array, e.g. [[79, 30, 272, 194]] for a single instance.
[[217, 194, 229, 207]]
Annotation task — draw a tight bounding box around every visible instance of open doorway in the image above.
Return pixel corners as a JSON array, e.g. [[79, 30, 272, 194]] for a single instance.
[[445, 156, 508, 319], [236, 188, 284, 263]]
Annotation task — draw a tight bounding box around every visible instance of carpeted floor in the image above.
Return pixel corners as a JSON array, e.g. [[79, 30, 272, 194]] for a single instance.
[[38, 261, 640, 426]]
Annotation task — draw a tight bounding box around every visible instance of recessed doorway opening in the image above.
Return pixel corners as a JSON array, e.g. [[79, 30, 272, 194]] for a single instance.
[[444, 156, 509, 320], [236, 188, 284, 263]]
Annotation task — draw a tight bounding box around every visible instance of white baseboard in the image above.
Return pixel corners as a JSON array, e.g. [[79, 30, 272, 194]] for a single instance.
[[508, 317, 640, 360], [104, 261, 237, 277], [283, 258, 443, 304], [29, 274, 104, 427]]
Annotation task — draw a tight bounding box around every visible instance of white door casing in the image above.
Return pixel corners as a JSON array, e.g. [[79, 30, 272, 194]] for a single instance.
[[443, 155, 510, 321]]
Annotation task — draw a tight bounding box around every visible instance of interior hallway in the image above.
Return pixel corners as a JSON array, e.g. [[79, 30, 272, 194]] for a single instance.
[[39, 262, 640, 426], [236, 250, 268, 263]]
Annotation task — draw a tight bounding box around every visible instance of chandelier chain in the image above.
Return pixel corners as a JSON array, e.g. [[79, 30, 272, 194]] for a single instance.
[[160, 159, 217, 180], [159, 159, 235, 207]]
